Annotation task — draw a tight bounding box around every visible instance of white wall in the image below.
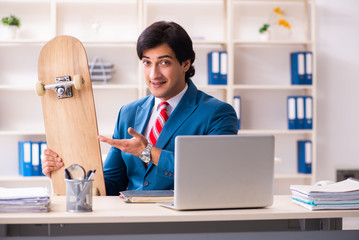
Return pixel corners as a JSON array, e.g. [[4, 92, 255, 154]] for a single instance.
[[316, 0, 359, 181]]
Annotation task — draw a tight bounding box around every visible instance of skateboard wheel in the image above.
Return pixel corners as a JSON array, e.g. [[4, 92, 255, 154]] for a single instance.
[[73, 74, 84, 90], [35, 81, 45, 96]]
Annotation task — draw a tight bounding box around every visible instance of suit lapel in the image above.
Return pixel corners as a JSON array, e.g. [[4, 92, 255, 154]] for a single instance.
[[155, 81, 198, 149], [134, 96, 154, 134]]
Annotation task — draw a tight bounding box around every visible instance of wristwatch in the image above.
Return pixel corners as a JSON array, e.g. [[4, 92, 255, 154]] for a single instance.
[[139, 143, 153, 163]]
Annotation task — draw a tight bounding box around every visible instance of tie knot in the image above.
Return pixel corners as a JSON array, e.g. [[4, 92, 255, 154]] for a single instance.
[[159, 101, 169, 110]]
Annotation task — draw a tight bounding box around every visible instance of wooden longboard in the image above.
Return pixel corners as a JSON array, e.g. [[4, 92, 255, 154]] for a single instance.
[[37, 36, 106, 196]]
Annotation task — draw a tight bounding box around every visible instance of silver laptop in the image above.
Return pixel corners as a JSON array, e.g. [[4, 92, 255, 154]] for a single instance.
[[160, 135, 274, 210]]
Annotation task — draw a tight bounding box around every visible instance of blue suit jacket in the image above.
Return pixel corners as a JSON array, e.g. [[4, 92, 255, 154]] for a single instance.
[[103, 80, 238, 195]]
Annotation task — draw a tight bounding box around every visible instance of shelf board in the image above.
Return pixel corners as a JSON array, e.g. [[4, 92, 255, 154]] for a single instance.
[[0, 175, 49, 181], [233, 0, 309, 3], [0, 85, 35, 91], [83, 40, 137, 46], [0, 40, 138, 46], [146, 0, 223, 4], [197, 85, 228, 90], [93, 84, 139, 90], [274, 173, 312, 180], [234, 40, 312, 46], [0, 39, 47, 45], [0, 130, 45, 136], [233, 84, 313, 90], [238, 129, 313, 135], [0, 129, 312, 136], [193, 40, 227, 46]]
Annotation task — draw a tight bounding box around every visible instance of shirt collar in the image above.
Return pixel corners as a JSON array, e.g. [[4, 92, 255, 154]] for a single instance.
[[153, 84, 188, 114]]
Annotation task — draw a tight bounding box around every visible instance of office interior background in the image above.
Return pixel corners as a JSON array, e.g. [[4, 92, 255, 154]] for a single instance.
[[0, 0, 358, 193]]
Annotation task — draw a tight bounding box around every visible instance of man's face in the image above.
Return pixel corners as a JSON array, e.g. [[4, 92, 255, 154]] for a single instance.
[[142, 43, 190, 101]]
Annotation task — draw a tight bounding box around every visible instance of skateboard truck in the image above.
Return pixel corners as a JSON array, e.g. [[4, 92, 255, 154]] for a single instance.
[[35, 74, 84, 99]]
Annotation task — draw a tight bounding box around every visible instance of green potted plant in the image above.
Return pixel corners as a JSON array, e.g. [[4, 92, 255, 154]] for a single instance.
[[1, 15, 21, 40]]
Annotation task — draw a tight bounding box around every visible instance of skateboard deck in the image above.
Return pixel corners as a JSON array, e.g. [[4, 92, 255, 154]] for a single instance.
[[37, 35, 106, 196]]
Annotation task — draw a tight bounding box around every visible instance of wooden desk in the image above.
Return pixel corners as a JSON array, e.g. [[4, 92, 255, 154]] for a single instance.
[[1, 195, 359, 239]]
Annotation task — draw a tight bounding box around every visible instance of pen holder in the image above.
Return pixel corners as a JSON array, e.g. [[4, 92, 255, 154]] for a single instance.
[[65, 179, 93, 212]]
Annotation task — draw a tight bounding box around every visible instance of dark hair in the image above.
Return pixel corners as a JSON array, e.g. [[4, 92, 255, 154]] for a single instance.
[[136, 21, 195, 83]]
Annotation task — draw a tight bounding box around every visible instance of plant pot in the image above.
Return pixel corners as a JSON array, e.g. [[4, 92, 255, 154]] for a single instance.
[[259, 31, 271, 41], [2, 25, 18, 40]]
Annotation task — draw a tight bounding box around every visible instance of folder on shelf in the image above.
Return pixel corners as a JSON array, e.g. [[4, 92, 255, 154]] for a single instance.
[[208, 51, 227, 85], [290, 52, 305, 85], [208, 51, 220, 85], [31, 142, 41, 176], [297, 140, 312, 174], [18, 141, 32, 177], [233, 96, 241, 129], [304, 96, 313, 129], [305, 52, 313, 85], [287, 96, 296, 130], [39, 142, 47, 176], [219, 51, 228, 85], [296, 96, 305, 129]]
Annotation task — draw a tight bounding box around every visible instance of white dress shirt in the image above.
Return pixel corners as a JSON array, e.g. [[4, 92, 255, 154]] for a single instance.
[[143, 84, 188, 139]]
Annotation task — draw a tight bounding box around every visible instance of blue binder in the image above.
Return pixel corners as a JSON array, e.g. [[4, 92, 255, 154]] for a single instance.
[[39, 142, 47, 176], [287, 96, 296, 129], [233, 96, 241, 129], [219, 51, 228, 85], [297, 140, 312, 174], [304, 96, 313, 129], [31, 142, 41, 176], [208, 51, 220, 85], [18, 141, 23, 176], [296, 96, 305, 129], [305, 52, 313, 85], [290, 52, 306, 85], [18, 141, 32, 176]]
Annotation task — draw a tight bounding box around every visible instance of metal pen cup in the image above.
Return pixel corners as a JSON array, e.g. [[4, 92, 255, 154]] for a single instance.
[[65, 179, 93, 212]]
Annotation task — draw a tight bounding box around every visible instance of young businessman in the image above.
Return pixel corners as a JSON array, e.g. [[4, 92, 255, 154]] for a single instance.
[[42, 21, 238, 195]]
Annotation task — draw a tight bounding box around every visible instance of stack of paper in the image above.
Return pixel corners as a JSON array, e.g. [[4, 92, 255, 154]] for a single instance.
[[290, 178, 359, 210], [0, 187, 50, 212]]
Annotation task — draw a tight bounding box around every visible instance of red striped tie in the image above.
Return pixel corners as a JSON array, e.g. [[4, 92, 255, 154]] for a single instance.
[[149, 102, 169, 146]]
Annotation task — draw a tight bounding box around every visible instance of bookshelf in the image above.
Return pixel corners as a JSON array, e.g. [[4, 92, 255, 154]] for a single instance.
[[0, 0, 316, 192]]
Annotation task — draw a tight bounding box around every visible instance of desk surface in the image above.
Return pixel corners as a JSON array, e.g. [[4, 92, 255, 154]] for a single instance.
[[2, 195, 359, 224]]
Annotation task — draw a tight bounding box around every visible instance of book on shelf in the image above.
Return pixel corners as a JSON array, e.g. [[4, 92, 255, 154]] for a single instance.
[[297, 140, 312, 174], [304, 96, 313, 129], [287, 96, 313, 130], [18, 141, 32, 177], [18, 141, 47, 177], [208, 51, 227, 85], [290, 51, 313, 85], [290, 178, 359, 210], [119, 190, 174, 203], [296, 96, 305, 129], [233, 96, 241, 129]]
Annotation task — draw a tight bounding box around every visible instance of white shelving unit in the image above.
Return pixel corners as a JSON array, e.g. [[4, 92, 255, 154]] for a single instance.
[[0, 0, 316, 192]]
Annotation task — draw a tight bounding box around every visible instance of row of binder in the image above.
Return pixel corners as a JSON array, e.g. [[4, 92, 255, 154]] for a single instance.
[[290, 51, 313, 85], [208, 50, 313, 86], [18, 141, 47, 177], [297, 140, 312, 174], [208, 51, 227, 85], [233, 95, 313, 130], [287, 96, 313, 130]]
